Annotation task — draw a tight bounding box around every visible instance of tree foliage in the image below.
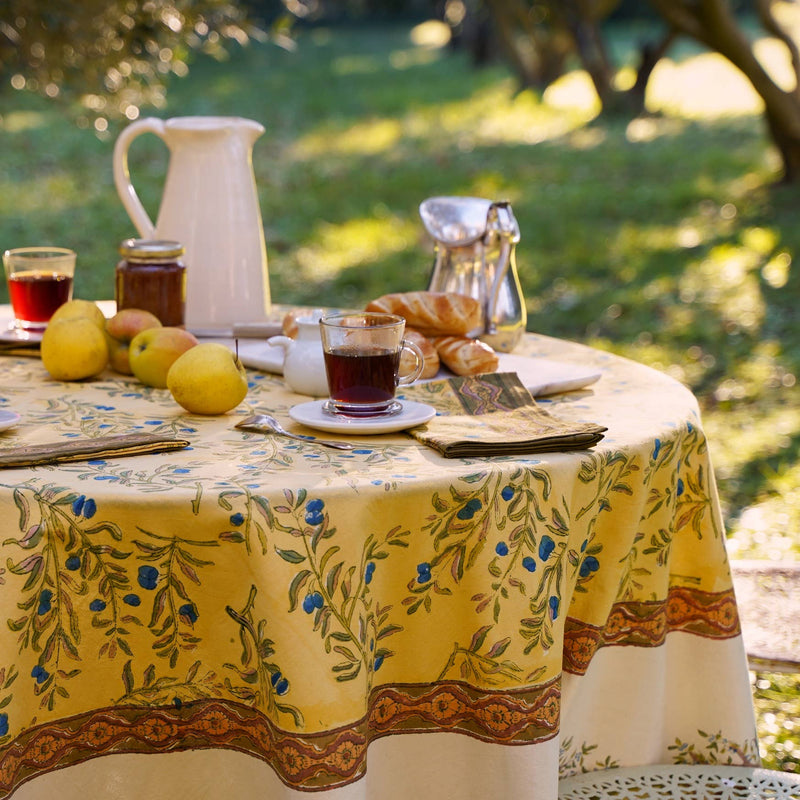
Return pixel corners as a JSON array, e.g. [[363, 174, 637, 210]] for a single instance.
[[0, 0, 281, 127]]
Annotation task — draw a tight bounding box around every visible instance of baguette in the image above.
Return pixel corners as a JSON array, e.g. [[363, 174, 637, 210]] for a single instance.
[[401, 328, 440, 379], [433, 335, 499, 376], [365, 291, 482, 337]]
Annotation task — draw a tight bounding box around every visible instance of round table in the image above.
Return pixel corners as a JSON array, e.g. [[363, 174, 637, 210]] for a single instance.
[[0, 311, 758, 800]]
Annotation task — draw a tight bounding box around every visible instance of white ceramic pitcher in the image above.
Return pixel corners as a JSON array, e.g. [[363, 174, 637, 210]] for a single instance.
[[113, 116, 270, 333]]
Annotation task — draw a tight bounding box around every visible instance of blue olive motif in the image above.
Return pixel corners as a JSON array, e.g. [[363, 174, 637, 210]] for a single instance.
[[230, 512, 245, 526], [123, 593, 141, 607], [548, 595, 560, 620], [457, 498, 482, 520], [652, 439, 661, 459], [495, 541, 509, 556], [71, 495, 96, 518], [37, 589, 52, 616], [302, 592, 324, 613], [416, 563, 432, 584], [522, 556, 536, 572], [0, 713, 8, 737], [539, 535, 556, 561], [31, 665, 49, 684], [365, 561, 376, 584], [137, 565, 159, 590], [305, 498, 325, 526], [501, 486, 514, 501], [579, 555, 600, 578], [179, 603, 198, 624], [374, 655, 384, 671], [65, 555, 81, 571], [89, 598, 106, 612], [676, 478, 685, 496]]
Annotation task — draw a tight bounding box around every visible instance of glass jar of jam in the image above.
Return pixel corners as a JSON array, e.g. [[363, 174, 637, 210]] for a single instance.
[[116, 239, 187, 327]]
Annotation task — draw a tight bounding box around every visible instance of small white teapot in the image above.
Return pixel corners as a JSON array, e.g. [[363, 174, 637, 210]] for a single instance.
[[268, 316, 329, 396]]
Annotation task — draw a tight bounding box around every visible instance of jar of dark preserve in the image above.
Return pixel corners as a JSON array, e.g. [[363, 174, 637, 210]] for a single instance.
[[116, 239, 187, 327]]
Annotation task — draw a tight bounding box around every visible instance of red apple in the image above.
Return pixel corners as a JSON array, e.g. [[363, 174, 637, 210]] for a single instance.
[[106, 309, 163, 374], [129, 326, 198, 388]]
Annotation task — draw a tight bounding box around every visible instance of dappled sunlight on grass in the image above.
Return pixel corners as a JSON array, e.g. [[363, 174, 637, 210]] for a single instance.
[[649, 53, 764, 116], [291, 78, 590, 159], [292, 118, 403, 157], [679, 244, 767, 333], [0, 174, 81, 214], [1, 110, 49, 132], [290, 215, 416, 285], [544, 71, 601, 115]]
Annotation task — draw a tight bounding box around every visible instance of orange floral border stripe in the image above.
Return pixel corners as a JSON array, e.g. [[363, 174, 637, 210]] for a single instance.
[[0, 678, 560, 797], [563, 585, 741, 675]]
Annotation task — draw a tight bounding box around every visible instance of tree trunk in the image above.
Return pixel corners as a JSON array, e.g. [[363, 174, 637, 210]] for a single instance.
[[648, 0, 800, 182]]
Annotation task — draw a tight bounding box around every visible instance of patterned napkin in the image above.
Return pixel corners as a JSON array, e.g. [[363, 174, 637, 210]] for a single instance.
[[0, 433, 190, 469], [402, 372, 606, 458]]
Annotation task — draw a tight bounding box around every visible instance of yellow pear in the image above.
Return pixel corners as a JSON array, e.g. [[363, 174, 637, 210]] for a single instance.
[[49, 299, 107, 331], [167, 343, 248, 415], [41, 317, 109, 381]]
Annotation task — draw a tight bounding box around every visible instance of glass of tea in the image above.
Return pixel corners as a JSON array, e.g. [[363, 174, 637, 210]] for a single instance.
[[3, 247, 76, 331], [319, 312, 424, 417]]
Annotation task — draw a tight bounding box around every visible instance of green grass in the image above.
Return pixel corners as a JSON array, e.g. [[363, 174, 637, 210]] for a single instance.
[[0, 21, 798, 771]]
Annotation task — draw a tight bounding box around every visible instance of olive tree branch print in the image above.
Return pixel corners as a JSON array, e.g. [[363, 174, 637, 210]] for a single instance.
[[132, 527, 218, 669], [4, 485, 128, 709], [223, 585, 303, 727]]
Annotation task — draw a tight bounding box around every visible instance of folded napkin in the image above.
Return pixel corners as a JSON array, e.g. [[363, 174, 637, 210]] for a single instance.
[[0, 433, 190, 469], [0, 341, 40, 358], [403, 372, 606, 458]]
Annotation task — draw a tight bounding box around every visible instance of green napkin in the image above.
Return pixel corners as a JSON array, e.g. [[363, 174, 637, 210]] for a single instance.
[[0, 433, 190, 469], [403, 372, 606, 458]]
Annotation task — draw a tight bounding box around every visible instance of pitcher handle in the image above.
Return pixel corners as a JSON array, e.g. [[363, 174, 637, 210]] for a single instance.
[[112, 118, 167, 238], [485, 201, 520, 333]]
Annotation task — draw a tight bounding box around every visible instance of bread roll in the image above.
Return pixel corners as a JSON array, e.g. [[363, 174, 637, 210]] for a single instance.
[[281, 310, 301, 338], [401, 327, 440, 379], [433, 335, 499, 376], [365, 291, 482, 337]]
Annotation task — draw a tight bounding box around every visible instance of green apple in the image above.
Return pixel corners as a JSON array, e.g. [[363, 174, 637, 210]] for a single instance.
[[41, 317, 109, 381], [167, 342, 248, 415], [129, 326, 198, 388], [106, 308, 162, 374]]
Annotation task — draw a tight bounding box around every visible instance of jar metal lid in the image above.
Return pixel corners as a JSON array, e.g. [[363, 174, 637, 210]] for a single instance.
[[118, 239, 185, 260]]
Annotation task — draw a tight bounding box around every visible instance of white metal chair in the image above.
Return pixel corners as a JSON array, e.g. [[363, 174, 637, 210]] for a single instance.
[[558, 765, 800, 799]]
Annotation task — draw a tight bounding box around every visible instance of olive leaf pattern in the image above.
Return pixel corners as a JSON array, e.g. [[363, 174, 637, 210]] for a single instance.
[[223, 585, 303, 727], [4, 484, 129, 709], [131, 527, 218, 669], [273, 490, 409, 684]]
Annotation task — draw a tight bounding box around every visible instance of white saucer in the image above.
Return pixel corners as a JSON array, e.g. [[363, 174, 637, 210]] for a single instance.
[[0, 325, 43, 344], [289, 400, 436, 434], [0, 410, 21, 431]]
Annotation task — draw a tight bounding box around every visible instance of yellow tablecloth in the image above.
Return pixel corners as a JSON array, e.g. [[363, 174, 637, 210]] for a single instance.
[[0, 328, 758, 799]]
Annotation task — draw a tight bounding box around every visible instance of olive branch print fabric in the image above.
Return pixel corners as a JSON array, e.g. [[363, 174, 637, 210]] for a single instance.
[[0, 333, 757, 797]]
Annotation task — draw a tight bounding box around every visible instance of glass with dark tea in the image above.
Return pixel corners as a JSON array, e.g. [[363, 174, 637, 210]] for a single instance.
[[319, 312, 424, 417], [3, 247, 76, 331]]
